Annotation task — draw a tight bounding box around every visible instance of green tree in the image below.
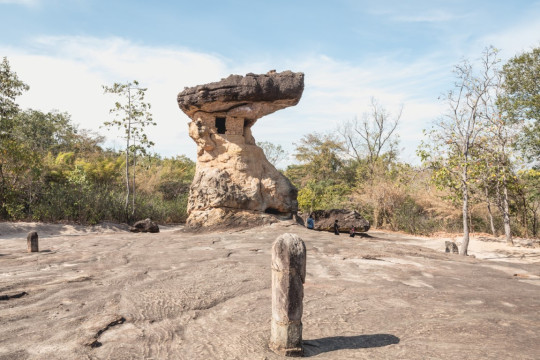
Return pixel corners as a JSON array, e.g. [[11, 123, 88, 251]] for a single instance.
[[13, 109, 80, 155], [0, 57, 29, 126], [481, 113, 520, 245], [297, 179, 350, 213], [0, 57, 30, 218], [518, 169, 540, 237], [287, 132, 351, 212], [103, 80, 155, 221], [338, 98, 402, 227], [339, 97, 401, 178], [292, 132, 345, 185], [419, 47, 501, 255], [498, 47, 540, 164]]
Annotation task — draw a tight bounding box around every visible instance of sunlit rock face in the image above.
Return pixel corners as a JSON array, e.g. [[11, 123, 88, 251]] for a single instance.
[[177, 70, 304, 230]]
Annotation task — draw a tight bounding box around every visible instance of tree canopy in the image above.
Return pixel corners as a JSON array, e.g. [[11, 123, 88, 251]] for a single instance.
[[499, 47, 540, 164]]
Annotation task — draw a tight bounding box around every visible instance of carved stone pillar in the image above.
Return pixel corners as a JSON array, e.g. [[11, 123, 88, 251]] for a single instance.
[[270, 233, 306, 356]]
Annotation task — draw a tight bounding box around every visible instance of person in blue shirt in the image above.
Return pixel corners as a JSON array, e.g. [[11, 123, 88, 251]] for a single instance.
[[307, 214, 314, 229]]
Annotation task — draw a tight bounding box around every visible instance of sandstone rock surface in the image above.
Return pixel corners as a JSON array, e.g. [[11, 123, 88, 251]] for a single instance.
[[177, 71, 304, 230], [299, 209, 370, 233], [1, 222, 539, 359]]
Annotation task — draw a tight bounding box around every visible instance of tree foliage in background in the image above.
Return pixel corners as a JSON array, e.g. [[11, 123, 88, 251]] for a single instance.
[[292, 132, 346, 185], [0, 59, 194, 224], [339, 97, 401, 177], [419, 47, 506, 254], [338, 98, 402, 228], [103, 80, 155, 222], [0, 57, 30, 218], [498, 47, 540, 165], [1, 49, 539, 238], [257, 141, 288, 168]]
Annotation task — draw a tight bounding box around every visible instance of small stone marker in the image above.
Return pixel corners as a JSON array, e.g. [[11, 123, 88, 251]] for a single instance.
[[270, 233, 306, 357], [27, 231, 39, 253], [445, 241, 459, 254]]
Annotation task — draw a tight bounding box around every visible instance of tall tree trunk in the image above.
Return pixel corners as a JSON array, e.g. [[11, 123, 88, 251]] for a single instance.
[[469, 206, 474, 234], [132, 147, 136, 218], [485, 187, 497, 236], [460, 165, 470, 256], [125, 128, 130, 222], [125, 90, 132, 223], [532, 208, 538, 238], [521, 194, 529, 238], [372, 204, 379, 229], [501, 178, 513, 246]]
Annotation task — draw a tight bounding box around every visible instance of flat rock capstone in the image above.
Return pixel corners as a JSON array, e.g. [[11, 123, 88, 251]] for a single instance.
[[177, 70, 304, 230]]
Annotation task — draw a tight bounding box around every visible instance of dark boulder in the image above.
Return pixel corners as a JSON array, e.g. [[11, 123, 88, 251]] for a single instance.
[[445, 241, 459, 254], [298, 209, 370, 233], [130, 218, 160, 233]]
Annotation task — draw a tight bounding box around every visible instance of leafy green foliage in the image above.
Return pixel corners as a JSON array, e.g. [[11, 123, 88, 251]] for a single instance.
[[292, 132, 346, 185], [297, 180, 350, 212], [0, 59, 194, 224], [499, 47, 540, 163], [0, 57, 29, 124], [0, 57, 31, 218], [1, 52, 539, 238], [103, 80, 156, 221]]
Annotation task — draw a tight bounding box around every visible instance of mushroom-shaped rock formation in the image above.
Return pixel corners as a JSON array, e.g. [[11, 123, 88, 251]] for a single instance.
[[178, 70, 304, 230]]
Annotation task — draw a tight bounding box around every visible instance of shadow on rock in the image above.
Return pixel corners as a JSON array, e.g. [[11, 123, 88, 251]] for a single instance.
[[303, 334, 400, 357]]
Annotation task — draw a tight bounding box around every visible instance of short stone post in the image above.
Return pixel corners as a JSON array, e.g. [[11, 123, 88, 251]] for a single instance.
[[27, 231, 39, 253], [445, 241, 459, 254], [270, 233, 306, 357]]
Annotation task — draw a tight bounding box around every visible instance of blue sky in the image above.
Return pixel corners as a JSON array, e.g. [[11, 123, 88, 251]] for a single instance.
[[1, 0, 539, 165]]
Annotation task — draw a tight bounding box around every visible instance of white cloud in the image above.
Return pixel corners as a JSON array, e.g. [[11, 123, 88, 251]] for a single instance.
[[0, 0, 39, 6], [479, 16, 540, 58], [249, 53, 450, 163], [392, 10, 465, 23], [2, 35, 453, 165], [3, 36, 231, 159], [365, 2, 467, 23]]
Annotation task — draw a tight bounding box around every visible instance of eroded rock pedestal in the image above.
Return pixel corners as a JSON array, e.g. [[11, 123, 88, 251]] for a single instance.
[[177, 70, 304, 230]]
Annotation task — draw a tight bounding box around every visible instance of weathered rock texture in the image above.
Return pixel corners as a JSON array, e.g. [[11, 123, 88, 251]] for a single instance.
[[270, 233, 306, 356], [177, 71, 304, 229], [27, 231, 38, 252], [298, 209, 370, 232]]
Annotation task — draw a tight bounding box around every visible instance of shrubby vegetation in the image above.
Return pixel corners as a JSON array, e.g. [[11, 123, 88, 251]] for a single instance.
[[286, 47, 540, 241], [0, 57, 194, 224], [1, 46, 538, 240]]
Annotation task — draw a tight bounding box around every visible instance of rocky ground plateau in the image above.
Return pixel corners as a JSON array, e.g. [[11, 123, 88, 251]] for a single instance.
[[1, 221, 539, 359]]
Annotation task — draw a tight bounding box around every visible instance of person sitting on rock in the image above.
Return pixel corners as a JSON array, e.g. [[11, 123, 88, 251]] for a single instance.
[[334, 219, 340, 235], [349, 226, 355, 238], [307, 214, 314, 230]]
